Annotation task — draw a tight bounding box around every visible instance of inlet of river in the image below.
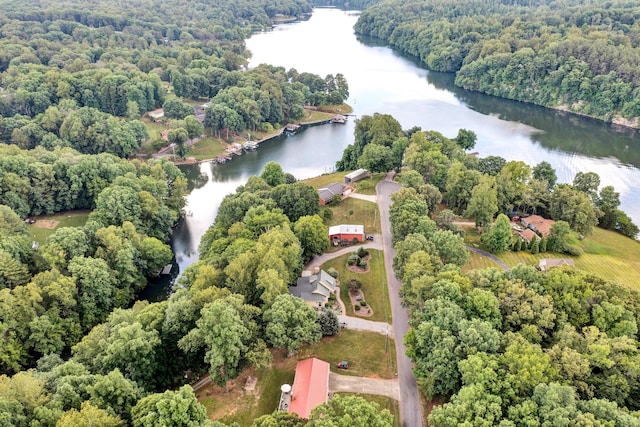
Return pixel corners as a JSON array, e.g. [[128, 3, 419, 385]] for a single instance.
[[146, 8, 640, 300]]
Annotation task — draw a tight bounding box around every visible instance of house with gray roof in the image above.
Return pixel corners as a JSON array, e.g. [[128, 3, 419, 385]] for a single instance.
[[318, 182, 351, 205], [289, 270, 337, 308]]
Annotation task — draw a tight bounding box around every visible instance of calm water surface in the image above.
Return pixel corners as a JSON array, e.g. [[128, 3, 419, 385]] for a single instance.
[[162, 8, 640, 294]]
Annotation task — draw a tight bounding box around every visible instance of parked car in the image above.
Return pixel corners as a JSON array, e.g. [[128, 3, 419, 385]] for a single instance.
[[365, 234, 374, 241]]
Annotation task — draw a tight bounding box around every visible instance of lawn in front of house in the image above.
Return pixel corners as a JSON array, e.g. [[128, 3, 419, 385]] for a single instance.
[[198, 329, 396, 426], [186, 137, 228, 161], [323, 197, 380, 235], [322, 250, 391, 324], [462, 225, 640, 290], [26, 210, 91, 244]]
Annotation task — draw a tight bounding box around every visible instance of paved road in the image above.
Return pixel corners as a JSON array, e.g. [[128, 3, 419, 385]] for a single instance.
[[329, 372, 400, 400], [376, 173, 423, 427], [337, 315, 392, 337], [348, 193, 377, 203], [466, 246, 510, 270], [306, 239, 383, 271]]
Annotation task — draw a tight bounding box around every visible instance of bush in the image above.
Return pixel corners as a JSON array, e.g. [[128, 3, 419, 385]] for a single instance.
[[323, 208, 333, 220], [360, 301, 367, 306], [355, 305, 361, 311], [540, 237, 548, 252], [327, 267, 339, 279], [565, 244, 584, 256], [347, 259, 355, 266], [357, 247, 368, 258], [352, 237, 359, 245], [319, 310, 340, 336], [358, 261, 368, 268]]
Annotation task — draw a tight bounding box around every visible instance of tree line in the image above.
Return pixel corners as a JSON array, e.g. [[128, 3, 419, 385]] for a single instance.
[[354, 0, 640, 124]]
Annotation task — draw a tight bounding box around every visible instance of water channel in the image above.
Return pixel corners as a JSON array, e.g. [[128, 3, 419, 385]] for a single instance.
[[158, 7, 640, 298]]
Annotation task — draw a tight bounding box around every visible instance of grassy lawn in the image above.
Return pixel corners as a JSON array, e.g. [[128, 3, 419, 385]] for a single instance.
[[199, 330, 396, 426], [323, 197, 380, 235], [303, 171, 384, 196], [339, 393, 401, 427], [321, 250, 392, 324], [462, 251, 503, 273], [187, 137, 228, 161], [298, 330, 397, 379], [354, 173, 385, 195], [462, 225, 640, 290], [26, 210, 91, 244], [302, 108, 335, 123]]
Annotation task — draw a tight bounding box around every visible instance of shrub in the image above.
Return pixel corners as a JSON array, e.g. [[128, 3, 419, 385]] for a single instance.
[[357, 247, 368, 258], [319, 310, 340, 336], [360, 301, 367, 306], [323, 208, 333, 220], [358, 261, 368, 268], [352, 237, 359, 245], [355, 305, 361, 311], [347, 259, 355, 266], [327, 267, 339, 279], [539, 237, 548, 252], [348, 279, 362, 291], [565, 244, 584, 256], [530, 238, 540, 254]]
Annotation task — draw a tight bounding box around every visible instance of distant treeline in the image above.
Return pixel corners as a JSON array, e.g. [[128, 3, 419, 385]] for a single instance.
[[354, 0, 640, 124]]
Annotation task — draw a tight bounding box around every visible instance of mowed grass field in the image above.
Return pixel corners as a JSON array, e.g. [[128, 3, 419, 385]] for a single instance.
[[324, 197, 380, 235], [321, 250, 392, 323], [198, 329, 396, 426], [462, 225, 640, 290], [186, 137, 228, 160], [26, 210, 91, 244]]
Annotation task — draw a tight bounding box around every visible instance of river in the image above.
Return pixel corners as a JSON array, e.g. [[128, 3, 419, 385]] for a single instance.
[[156, 7, 640, 298]]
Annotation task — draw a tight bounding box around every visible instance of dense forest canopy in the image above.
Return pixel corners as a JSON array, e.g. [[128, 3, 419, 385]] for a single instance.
[[355, 0, 640, 124]]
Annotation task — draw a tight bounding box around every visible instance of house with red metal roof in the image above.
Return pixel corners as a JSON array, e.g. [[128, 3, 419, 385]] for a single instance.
[[288, 358, 330, 419]]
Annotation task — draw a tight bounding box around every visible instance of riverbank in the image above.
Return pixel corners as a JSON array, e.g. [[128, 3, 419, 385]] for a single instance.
[[170, 104, 353, 165]]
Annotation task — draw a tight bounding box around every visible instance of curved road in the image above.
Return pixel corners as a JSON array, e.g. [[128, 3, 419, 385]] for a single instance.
[[376, 173, 424, 427]]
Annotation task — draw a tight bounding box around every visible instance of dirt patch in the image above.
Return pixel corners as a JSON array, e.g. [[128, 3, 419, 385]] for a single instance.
[[33, 220, 59, 229]]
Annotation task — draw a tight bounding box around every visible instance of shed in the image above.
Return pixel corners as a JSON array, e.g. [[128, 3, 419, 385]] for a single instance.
[[148, 108, 165, 121], [344, 168, 368, 184], [328, 224, 364, 243], [539, 258, 575, 271], [289, 358, 330, 419]]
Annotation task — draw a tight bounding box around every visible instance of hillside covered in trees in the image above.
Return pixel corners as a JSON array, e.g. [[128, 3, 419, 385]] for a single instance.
[[355, 0, 640, 125]]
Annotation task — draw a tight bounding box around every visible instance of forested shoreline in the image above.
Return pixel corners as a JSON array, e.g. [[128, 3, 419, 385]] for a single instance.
[[354, 0, 640, 126]]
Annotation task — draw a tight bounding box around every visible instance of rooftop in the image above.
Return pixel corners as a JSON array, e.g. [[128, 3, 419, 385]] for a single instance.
[[289, 358, 330, 419], [328, 224, 364, 235]]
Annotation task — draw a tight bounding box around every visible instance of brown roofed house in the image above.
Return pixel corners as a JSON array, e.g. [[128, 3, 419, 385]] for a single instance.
[[521, 214, 555, 237], [519, 228, 541, 243]]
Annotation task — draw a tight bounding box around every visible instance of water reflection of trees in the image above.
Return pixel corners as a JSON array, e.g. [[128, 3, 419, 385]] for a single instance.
[[426, 72, 640, 169]]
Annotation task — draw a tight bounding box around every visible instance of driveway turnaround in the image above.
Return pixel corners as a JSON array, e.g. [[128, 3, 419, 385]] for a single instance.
[[329, 372, 400, 401]]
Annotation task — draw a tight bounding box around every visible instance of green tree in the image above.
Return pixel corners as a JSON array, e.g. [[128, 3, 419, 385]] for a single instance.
[[464, 175, 498, 229], [252, 411, 306, 427], [263, 294, 321, 356], [547, 220, 572, 253], [455, 128, 477, 150], [357, 144, 394, 173], [308, 394, 393, 427], [270, 183, 320, 222], [293, 215, 329, 260], [56, 401, 123, 427], [482, 214, 512, 253], [131, 386, 206, 427], [319, 310, 340, 336], [261, 162, 286, 187], [532, 161, 557, 190]]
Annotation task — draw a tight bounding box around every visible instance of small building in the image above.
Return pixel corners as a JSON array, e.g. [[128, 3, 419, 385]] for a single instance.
[[344, 168, 368, 184], [328, 224, 364, 243], [539, 258, 575, 272], [289, 270, 337, 308], [521, 214, 555, 237], [288, 358, 330, 419], [519, 228, 541, 243], [331, 114, 346, 124], [318, 182, 351, 205], [148, 108, 164, 121]]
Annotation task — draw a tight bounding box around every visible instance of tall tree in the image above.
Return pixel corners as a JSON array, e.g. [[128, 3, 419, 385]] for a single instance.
[[464, 175, 498, 229], [308, 395, 393, 427], [482, 214, 513, 253], [263, 294, 321, 356]]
